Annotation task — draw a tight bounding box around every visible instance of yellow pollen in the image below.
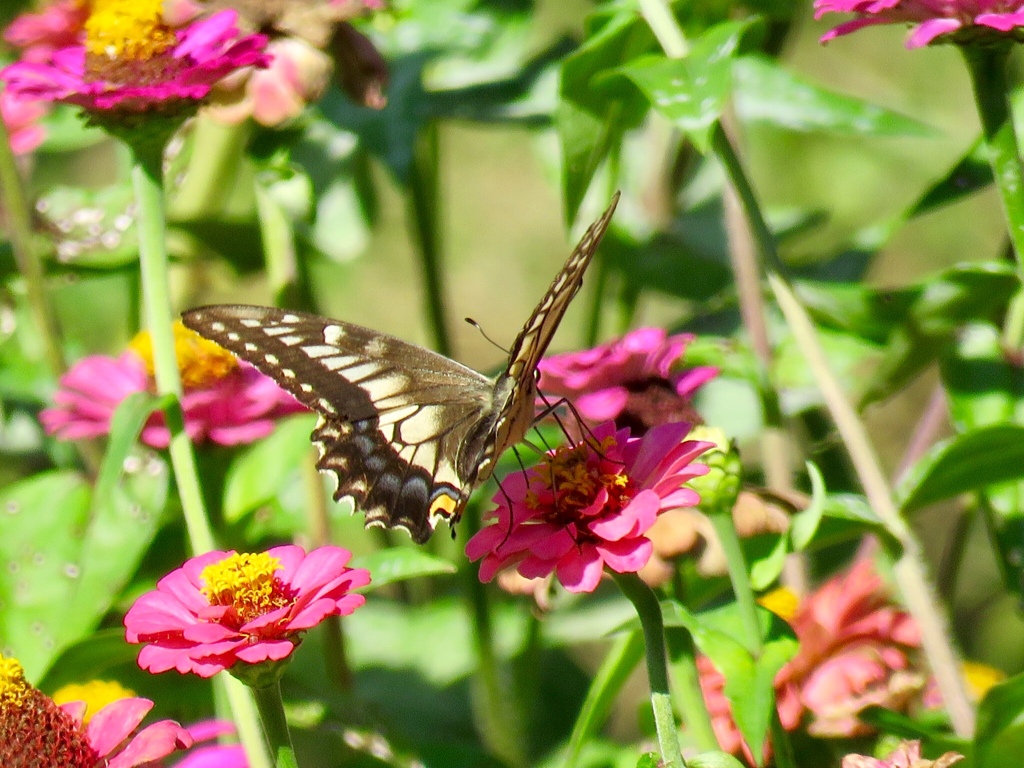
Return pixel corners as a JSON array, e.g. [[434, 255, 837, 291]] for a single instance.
[[84, 0, 176, 60], [534, 437, 633, 518], [129, 321, 238, 389], [962, 660, 1006, 701], [0, 655, 30, 707], [201, 552, 291, 625], [51, 680, 136, 725], [758, 587, 799, 622]]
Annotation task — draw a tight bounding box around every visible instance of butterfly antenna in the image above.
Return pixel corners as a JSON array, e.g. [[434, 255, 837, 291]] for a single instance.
[[535, 391, 623, 466], [464, 317, 510, 355]]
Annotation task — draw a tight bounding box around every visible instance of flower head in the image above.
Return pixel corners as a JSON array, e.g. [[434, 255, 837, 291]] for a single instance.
[[41, 321, 305, 448], [467, 421, 712, 593], [3, 0, 89, 63], [814, 0, 1024, 47], [0, 654, 191, 767], [175, 720, 247, 768], [0, 3, 269, 121], [124, 545, 370, 678], [1, 88, 47, 154], [842, 740, 964, 768], [538, 327, 717, 435]]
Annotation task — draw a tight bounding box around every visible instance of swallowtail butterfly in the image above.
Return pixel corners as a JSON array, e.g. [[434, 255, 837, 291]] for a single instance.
[[182, 194, 619, 542]]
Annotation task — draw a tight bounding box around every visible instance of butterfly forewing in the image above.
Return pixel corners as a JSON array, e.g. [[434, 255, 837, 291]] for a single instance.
[[180, 193, 620, 542], [181, 306, 493, 542]]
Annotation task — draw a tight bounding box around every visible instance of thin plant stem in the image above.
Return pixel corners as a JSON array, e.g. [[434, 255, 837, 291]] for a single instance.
[[131, 148, 215, 555], [222, 676, 274, 768], [0, 118, 65, 377], [666, 576, 719, 752], [637, 0, 689, 58], [707, 513, 763, 654], [612, 572, 685, 768], [407, 122, 452, 357], [706, 119, 976, 732], [251, 681, 299, 768]]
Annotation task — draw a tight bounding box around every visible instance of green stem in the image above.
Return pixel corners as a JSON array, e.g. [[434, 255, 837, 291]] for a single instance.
[[407, 122, 452, 357], [0, 116, 65, 376], [251, 681, 299, 768], [130, 148, 215, 555], [612, 572, 685, 768], [221, 676, 274, 768], [637, 0, 689, 58], [167, 117, 252, 222], [665, 622, 718, 752], [707, 513, 763, 654]]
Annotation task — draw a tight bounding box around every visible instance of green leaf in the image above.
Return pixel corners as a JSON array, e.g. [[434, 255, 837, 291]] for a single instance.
[[556, 11, 652, 223], [92, 391, 168, 516], [790, 462, 826, 551], [896, 425, 1024, 513], [941, 323, 1020, 432], [689, 752, 750, 768], [565, 630, 644, 768], [974, 671, 1024, 768], [618, 21, 752, 151], [352, 548, 456, 591], [635, 753, 661, 768], [748, 532, 789, 591], [733, 56, 931, 136], [223, 414, 317, 522]]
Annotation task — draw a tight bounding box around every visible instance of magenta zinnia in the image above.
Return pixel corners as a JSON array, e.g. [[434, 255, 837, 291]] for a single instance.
[[0, 1, 269, 117], [537, 327, 717, 435], [41, 321, 305, 447], [815, 0, 1024, 47], [0, 654, 191, 767], [466, 421, 712, 593], [124, 545, 370, 678]]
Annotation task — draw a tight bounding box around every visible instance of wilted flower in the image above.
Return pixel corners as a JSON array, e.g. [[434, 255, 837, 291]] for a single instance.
[[41, 321, 305, 447], [842, 740, 964, 768], [698, 560, 925, 761], [467, 420, 712, 593], [815, 0, 1024, 47], [538, 327, 717, 435], [0, 654, 191, 767], [124, 545, 370, 678], [0, 2, 269, 120]]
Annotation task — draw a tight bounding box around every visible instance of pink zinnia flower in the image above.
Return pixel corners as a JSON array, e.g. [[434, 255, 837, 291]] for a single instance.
[[124, 545, 370, 678], [698, 560, 925, 763], [467, 420, 712, 593], [0, 4, 269, 116], [537, 327, 717, 435], [0, 654, 191, 767], [1, 88, 47, 154], [842, 740, 964, 768], [174, 720, 247, 768], [814, 0, 1024, 48], [41, 322, 305, 448], [3, 0, 88, 63]]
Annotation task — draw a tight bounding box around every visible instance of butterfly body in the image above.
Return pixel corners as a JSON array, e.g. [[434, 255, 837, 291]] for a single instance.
[[182, 193, 619, 542]]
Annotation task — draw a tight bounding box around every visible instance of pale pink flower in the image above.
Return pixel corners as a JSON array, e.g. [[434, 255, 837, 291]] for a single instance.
[[3, 0, 88, 63], [842, 740, 964, 768], [124, 545, 370, 678], [174, 720, 247, 768], [0, 654, 191, 767], [537, 327, 717, 434], [698, 560, 925, 762], [814, 0, 1024, 47], [0, 10, 269, 116], [40, 342, 305, 449], [1, 88, 47, 154], [467, 421, 712, 593]]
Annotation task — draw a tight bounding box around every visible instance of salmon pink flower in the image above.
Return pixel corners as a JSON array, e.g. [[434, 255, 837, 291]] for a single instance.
[[467, 421, 712, 593], [41, 321, 305, 447], [814, 0, 1024, 47], [0, 3, 269, 119], [538, 327, 717, 435], [842, 740, 964, 768], [124, 545, 370, 678], [0, 654, 191, 767]]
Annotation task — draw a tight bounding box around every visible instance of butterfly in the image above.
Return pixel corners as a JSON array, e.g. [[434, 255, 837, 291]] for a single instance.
[[181, 193, 619, 542]]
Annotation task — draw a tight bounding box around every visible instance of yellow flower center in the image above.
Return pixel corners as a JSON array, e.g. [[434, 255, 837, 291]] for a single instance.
[[527, 437, 634, 526], [201, 552, 292, 626], [0, 655, 29, 708], [129, 321, 238, 389], [758, 587, 799, 623], [962, 660, 1006, 701], [51, 680, 136, 725], [84, 0, 177, 60]]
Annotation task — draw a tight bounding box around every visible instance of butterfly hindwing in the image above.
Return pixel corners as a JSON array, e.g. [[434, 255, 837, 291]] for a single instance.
[[181, 306, 494, 542]]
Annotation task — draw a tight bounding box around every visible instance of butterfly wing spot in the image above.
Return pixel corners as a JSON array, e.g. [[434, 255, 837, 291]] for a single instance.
[[301, 345, 337, 359], [227, 332, 240, 341], [244, 343, 257, 352], [343, 362, 383, 383], [240, 319, 262, 328], [281, 369, 295, 378], [322, 355, 360, 371], [265, 354, 279, 365], [210, 322, 225, 332], [300, 383, 313, 393], [262, 326, 296, 337], [429, 490, 459, 522], [323, 324, 346, 344], [281, 314, 300, 323], [318, 398, 337, 415], [364, 336, 387, 356], [279, 335, 304, 346]]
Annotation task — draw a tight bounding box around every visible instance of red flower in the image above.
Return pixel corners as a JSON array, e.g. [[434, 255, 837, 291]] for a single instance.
[[124, 545, 370, 678], [467, 421, 711, 593], [0, 654, 191, 767], [538, 327, 717, 435]]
